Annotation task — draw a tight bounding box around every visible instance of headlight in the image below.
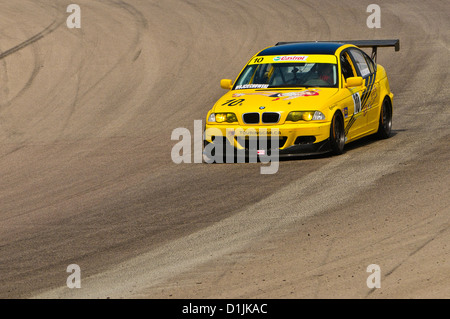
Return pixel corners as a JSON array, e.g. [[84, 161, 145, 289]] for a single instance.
[[286, 111, 303, 122], [208, 113, 238, 123], [208, 113, 216, 122], [286, 111, 325, 122], [312, 111, 326, 120]]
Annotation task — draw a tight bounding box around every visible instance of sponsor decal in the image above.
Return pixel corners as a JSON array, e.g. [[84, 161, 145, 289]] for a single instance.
[[273, 55, 308, 62], [232, 89, 319, 101], [344, 107, 348, 118], [235, 128, 280, 136], [235, 84, 270, 89], [249, 55, 336, 65], [269, 90, 319, 100]]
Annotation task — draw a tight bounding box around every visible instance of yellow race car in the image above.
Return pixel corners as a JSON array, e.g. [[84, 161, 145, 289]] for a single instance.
[[204, 40, 399, 162]]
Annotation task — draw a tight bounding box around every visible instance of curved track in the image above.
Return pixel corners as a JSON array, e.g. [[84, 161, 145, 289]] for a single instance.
[[0, 0, 448, 298]]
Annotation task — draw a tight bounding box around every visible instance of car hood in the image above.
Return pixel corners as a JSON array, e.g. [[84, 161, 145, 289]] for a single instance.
[[212, 88, 339, 114]]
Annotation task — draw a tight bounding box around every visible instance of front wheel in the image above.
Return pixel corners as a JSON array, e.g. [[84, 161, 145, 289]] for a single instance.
[[377, 98, 393, 139], [330, 112, 345, 155]]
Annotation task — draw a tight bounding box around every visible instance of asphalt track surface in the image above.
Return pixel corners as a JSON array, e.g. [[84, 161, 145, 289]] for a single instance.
[[0, 0, 448, 299]]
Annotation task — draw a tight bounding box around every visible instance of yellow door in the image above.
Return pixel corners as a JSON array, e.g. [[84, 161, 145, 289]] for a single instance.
[[340, 51, 367, 140]]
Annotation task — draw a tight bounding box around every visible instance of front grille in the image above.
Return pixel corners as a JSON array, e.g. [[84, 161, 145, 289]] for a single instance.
[[242, 113, 260, 124], [262, 112, 280, 124], [235, 136, 287, 150]]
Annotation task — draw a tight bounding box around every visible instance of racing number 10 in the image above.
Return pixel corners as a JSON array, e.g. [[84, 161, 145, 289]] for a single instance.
[[222, 99, 245, 106], [352, 92, 362, 114]]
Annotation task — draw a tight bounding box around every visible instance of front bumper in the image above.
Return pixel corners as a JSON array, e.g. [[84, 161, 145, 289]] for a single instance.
[[204, 122, 332, 157], [278, 138, 331, 156]]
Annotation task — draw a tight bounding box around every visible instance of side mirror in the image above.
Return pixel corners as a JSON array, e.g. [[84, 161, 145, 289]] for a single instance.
[[220, 79, 233, 90], [345, 76, 364, 88]]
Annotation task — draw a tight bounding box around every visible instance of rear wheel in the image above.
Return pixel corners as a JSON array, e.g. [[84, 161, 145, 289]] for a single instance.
[[330, 112, 345, 155], [377, 98, 393, 139]]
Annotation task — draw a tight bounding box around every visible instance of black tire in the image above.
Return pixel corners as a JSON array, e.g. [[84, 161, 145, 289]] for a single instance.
[[377, 98, 393, 139], [330, 112, 345, 155]]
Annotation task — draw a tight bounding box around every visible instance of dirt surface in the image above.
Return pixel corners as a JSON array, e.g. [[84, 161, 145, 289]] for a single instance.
[[0, 0, 448, 299]]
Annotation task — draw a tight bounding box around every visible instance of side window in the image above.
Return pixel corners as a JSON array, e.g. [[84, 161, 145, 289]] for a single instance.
[[340, 51, 356, 81], [349, 49, 371, 78], [364, 53, 376, 74]]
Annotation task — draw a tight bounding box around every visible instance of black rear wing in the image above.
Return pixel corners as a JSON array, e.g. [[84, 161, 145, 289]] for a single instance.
[[275, 39, 400, 62]]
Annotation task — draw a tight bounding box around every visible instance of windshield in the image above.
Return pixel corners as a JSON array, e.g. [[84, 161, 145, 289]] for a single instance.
[[234, 62, 338, 89]]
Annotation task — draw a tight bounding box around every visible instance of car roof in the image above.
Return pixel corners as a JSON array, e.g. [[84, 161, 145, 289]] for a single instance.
[[257, 42, 345, 56]]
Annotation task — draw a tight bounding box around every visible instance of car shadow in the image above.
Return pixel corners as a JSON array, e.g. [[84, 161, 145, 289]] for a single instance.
[[344, 130, 400, 152], [213, 130, 403, 164], [278, 130, 402, 162]]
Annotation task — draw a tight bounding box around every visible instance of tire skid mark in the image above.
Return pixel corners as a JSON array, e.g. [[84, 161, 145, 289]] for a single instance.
[[57, 25, 88, 138], [0, 58, 9, 106], [67, 0, 148, 104], [0, 20, 64, 112], [0, 145, 26, 160], [54, 0, 149, 138], [384, 222, 449, 277], [99, 0, 148, 54], [0, 20, 62, 61], [365, 218, 450, 297]]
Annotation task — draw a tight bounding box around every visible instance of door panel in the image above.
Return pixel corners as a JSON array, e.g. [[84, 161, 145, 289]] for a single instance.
[[340, 51, 367, 140], [348, 49, 383, 134], [365, 81, 381, 130]]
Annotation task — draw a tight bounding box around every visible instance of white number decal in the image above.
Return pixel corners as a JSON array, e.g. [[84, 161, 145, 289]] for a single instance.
[[352, 92, 362, 114]]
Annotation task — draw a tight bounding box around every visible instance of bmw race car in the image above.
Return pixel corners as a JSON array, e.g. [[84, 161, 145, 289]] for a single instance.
[[204, 40, 399, 161]]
